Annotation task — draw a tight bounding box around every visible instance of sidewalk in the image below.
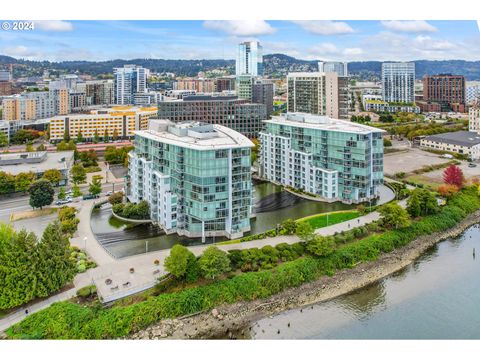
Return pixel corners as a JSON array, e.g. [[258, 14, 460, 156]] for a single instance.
[[1, 198, 407, 334]]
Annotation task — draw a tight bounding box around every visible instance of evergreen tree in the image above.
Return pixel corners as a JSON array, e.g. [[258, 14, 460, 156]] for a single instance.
[[406, 190, 422, 217], [35, 222, 76, 297]]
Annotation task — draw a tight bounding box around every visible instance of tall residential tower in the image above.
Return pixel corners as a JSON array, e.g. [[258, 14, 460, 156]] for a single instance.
[[381, 62, 415, 104], [236, 41, 263, 77]]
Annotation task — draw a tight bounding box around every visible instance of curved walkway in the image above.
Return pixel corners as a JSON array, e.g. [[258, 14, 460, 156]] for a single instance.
[[0, 197, 407, 333]]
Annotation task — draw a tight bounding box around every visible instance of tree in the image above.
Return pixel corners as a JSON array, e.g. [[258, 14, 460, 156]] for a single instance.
[[383, 138, 392, 147], [42, 169, 62, 185], [406, 189, 422, 217], [88, 177, 102, 196], [103, 129, 109, 143], [25, 143, 34, 152], [63, 128, 70, 142], [36, 143, 46, 151], [306, 235, 336, 257], [164, 244, 197, 279], [76, 129, 84, 143], [71, 163, 87, 184], [135, 200, 150, 219], [108, 191, 123, 205], [112, 128, 119, 141], [438, 184, 459, 198], [295, 221, 314, 241], [443, 164, 464, 188], [72, 184, 83, 197], [0, 171, 15, 194], [93, 129, 100, 144], [58, 187, 66, 200], [56, 140, 76, 152], [29, 180, 54, 209], [35, 222, 76, 297], [378, 201, 410, 229], [0, 132, 8, 148], [198, 246, 230, 280], [281, 218, 297, 235], [418, 189, 439, 215], [14, 172, 36, 193]]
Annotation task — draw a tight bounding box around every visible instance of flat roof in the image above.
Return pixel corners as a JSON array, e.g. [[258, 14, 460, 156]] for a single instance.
[[263, 113, 386, 135], [0, 151, 74, 175], [424, 131, 480, 147], [134, 120, 254, 150]]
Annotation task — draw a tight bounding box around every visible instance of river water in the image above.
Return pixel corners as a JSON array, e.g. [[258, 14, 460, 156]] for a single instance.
[[251, 224, 480, 339]]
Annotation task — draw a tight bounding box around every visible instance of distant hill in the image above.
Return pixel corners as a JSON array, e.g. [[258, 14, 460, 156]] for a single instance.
[[2, 54, 480, 80]]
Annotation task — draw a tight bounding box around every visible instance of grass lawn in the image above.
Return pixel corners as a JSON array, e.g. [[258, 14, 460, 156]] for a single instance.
[[297, 210, 360, 229], [10, 207, 57, 222], [405, 174, 443, 191]]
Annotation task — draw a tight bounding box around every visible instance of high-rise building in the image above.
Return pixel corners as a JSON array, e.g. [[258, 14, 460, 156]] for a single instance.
[[157, 95, 267, 138], [128, 119, 254, 240], [114, 65, 147, 105], [466, 84, 480, 106], [287, 72, 349, 119], [318, 61, 348, 76], [2, 89, 69, 121], [422, 74, 466, 112], [0, 70, 12, 82], [85, 80, 114, 106], [236, 41, 263, 77], [381, 62, 415, 104], [259, 113, 385, 203], [253, 80, 274, 118]]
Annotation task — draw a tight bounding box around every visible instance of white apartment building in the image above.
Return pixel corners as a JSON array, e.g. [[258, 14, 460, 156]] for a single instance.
[[236, 41, 263, 77], [114, 65, 148, 105], [318, 61, 348, 76], [382, 62, 415, 103]]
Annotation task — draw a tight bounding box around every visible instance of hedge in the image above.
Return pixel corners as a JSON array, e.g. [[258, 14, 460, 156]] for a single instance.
[[7, 187, 480, 339]]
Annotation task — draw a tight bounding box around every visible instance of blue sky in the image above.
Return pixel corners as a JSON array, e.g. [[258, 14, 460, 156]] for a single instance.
[[0, 20, 479, 62]]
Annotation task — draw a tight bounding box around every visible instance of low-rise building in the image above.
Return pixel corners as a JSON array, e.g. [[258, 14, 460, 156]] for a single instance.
[[420, 131, 480, 160], [364, 100, 420, 114], [0, 150, 74, 186], [259, 113, 385, 204], [128, 119, 254, 240]]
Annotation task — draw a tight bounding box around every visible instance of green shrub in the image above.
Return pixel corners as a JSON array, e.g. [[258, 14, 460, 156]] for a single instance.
[[76, 285, 97, 298]]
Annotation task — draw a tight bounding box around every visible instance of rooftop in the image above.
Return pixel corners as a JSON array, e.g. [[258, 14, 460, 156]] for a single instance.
[[263, 113, 386, 135], [135, 119, 254, 150], [424, 131, 480, 147], [0, 150, 74, 175]]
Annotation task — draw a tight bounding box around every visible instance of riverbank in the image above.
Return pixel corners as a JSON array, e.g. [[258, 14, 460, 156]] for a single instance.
[[130, 209, 480, 340]]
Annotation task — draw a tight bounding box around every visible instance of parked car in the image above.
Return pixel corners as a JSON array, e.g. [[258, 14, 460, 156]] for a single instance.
[[468, 163, 477, 168], [105, 191, 113, 196], [55, 199, 72, 205], [82, 193, 100, 200]]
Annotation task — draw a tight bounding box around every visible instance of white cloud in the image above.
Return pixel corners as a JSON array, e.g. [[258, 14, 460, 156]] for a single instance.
[[35, 20, 74, 32], [414, 35, 455, 50], [3, 45, 38, 57], [293, 21, 354, 35], [343, 47, 363, 56], [203, 20, 276, 37], [381, 20, 437, 33]]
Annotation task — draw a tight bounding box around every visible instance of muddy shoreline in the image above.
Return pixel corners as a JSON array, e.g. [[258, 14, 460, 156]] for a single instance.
[[129, 210, 480, 340]]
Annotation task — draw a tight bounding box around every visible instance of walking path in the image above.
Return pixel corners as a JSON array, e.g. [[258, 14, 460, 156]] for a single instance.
[[0, 197, 407, 333]]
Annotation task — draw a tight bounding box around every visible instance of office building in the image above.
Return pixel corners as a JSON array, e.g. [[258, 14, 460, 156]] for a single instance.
[[287, 72, 349, 119], [128, 119, 254, 239], [382, 62, 415, 104], [259, 113, 385, 203], [423, 74, 465, 112], [157, 95, 267, 138], [48, 106, 157, 141], [466, 84, 480, 105], [236, 41, 263, 76], [114, 65, 147, 105], [318, 61, 348, 76]]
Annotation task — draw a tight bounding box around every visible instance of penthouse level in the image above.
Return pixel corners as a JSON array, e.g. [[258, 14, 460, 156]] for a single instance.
[[259, 113, 385, 204]]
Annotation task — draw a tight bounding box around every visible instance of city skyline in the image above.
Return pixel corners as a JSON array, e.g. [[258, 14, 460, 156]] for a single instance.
[[0, 20, 479, 62]]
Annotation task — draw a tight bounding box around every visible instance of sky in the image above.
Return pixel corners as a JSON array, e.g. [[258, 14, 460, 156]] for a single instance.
[[0, 20, 479, 62]]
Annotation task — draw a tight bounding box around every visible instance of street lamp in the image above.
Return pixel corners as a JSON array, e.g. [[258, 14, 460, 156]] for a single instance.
[[83, 236, 87, 251], [145, 240, 149, 254]]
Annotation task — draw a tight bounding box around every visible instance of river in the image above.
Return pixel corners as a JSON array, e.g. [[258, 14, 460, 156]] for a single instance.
[[250, 224, 480, 339]]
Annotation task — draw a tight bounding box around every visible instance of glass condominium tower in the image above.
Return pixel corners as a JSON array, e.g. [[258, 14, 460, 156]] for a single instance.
[[236, 41, 263, 77], [128, 119, 254, 240], [382, 62, 415, 104], [259, 113, 385, 204]]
